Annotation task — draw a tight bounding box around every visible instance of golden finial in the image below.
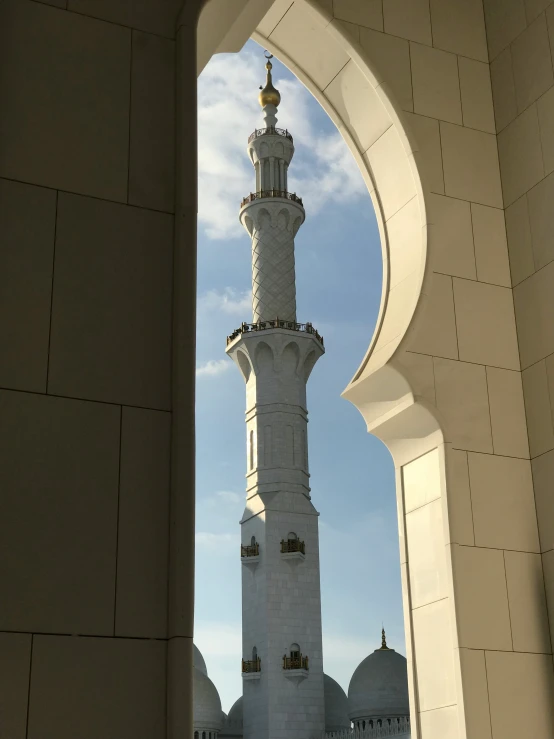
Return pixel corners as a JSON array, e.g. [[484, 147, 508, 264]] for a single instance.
[[258, 51, 281, 108], [380, 627, 389, 650]]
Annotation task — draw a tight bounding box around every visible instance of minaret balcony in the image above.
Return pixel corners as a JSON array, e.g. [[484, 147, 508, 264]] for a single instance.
[[240, 190, 303, 208], [241, 541, 260, 570], [241, 542, 259, 557], [242, 657, 262, 681], [281, 537, 305, 565], [248, 126, 293, 144], [226, 320, 323, 348], [283, 654, 309, 685], [283, 655, 309, 670], [280, 538, 305, 555]]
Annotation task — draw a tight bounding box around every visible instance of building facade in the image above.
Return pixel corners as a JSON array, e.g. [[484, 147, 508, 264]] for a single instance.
[[1, 0, 554, 737], [194, 632, 411, 739]]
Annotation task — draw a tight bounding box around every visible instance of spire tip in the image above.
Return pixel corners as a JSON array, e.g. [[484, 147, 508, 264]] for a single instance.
[[259, 51, 281, 108]]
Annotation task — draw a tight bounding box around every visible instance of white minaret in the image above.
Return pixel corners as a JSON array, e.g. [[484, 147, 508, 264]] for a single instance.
[[226, 55, 325, 739]]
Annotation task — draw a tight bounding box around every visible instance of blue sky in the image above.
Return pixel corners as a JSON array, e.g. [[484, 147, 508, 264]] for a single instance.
[[195, 40, 403, 713]]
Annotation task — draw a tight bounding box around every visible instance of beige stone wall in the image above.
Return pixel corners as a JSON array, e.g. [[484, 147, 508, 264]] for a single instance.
[[251, 0, 554, 737], [486, 0, 554, 685], [0, 1, 195, 737], [2, 0, 554, 736]]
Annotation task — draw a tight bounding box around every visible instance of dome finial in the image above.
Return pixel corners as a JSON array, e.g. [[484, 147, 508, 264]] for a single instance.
[[259, 51, 281, 108], [380, 627, 389, 650]]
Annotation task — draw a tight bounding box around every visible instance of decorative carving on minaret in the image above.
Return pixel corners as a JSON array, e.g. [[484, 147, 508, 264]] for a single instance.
[[238, 52, 305, 324]]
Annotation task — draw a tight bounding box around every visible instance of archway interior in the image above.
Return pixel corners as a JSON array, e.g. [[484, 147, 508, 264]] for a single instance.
[[194, 35, 403, 714]]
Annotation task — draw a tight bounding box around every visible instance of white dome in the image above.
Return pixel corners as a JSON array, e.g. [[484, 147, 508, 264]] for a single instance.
[[221, 696, 243, 737], [348, 647, 409, 721], [193, 667, 223, 731], [324, 674, 350, 732], [194, 644, 208, 676]]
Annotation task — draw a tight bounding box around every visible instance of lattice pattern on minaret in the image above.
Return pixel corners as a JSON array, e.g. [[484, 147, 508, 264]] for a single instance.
[[252, 221, 297, 322]]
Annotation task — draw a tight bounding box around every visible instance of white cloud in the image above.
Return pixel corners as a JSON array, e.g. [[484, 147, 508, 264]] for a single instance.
[[197, 49, 366, 240], [196, 358, 233, 377], [198, 288, 251, 317], [216, 490, 242, 504], [195, 531, 239, 550], [195, 621, 242, 657]]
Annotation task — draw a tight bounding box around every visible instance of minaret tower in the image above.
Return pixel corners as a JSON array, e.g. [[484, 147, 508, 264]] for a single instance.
[[226, 55, 325, 739]]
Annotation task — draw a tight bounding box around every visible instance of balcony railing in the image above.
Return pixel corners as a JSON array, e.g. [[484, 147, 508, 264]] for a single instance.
[[281, 539, 305, 555], [248, 126, 293, 144], [242, 657, 261, 673], [241, 543, 259, 558], [240, 190, 303, 208], [227, 320, 323, 347], [283, 654, 309, 670]]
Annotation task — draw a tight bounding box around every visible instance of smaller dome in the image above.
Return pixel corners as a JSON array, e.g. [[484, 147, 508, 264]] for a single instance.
[[348, 636, 409, 722], [221, 696, 243, 737], [194, 668, 223, 731], [193, 644, 208, 676], [324, 674, 350, 732]]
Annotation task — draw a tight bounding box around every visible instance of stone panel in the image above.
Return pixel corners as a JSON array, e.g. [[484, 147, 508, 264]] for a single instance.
[[48, 193, 173, 409], [427, 194, 476, 279], [522, 360, 554, 456], [452, 278, 519, 370], [0, 0, 130, 201], [0, 178, 56, 392], [450, 544, 512, 650], [358, 27, 412, 112], [441, 123, 502, 208], [404, 112, 444, 194], [471, 204, 511, 287], [491, 47, 517, 132], [129, 31, 175, 213], [0, 390, 120, 634], [505, 194, 535, 284], [457, 649, 492, 739], [434, 358, 493, 453], [537, 85, 554, 174], [0, 632, 32, 739], [411, 599, 457, 711], [270, 2, 348, 89], [27, 635, 166, 739], [430, 0, 488, 61], [486, 366, 529, 459], [532, 449, 554, 552], [484, 0, 527, 60], [498, 104, 544, 206], [411, 43, 462, 124], [364, 126, 415, 218], [504, 550, 551, 652], [406, 499, 448, 608], [403, 448, 441, 513], [485, 651, 554, 739], [326, 62, 391, 153], [511, 13, 553, 113], [418, 705, 459, 739], [467, 453, 538, 552], [115, 406, 171, 639], [527, 170, 554, 270], [407, 273, 458, 360], [444, 447, 475, 546], [514, 261, 554, 368], [68, 0, 183, 37], [459, 57, 496, 134], [383, 0, 432, 45], [333, 0, 383, 30]]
